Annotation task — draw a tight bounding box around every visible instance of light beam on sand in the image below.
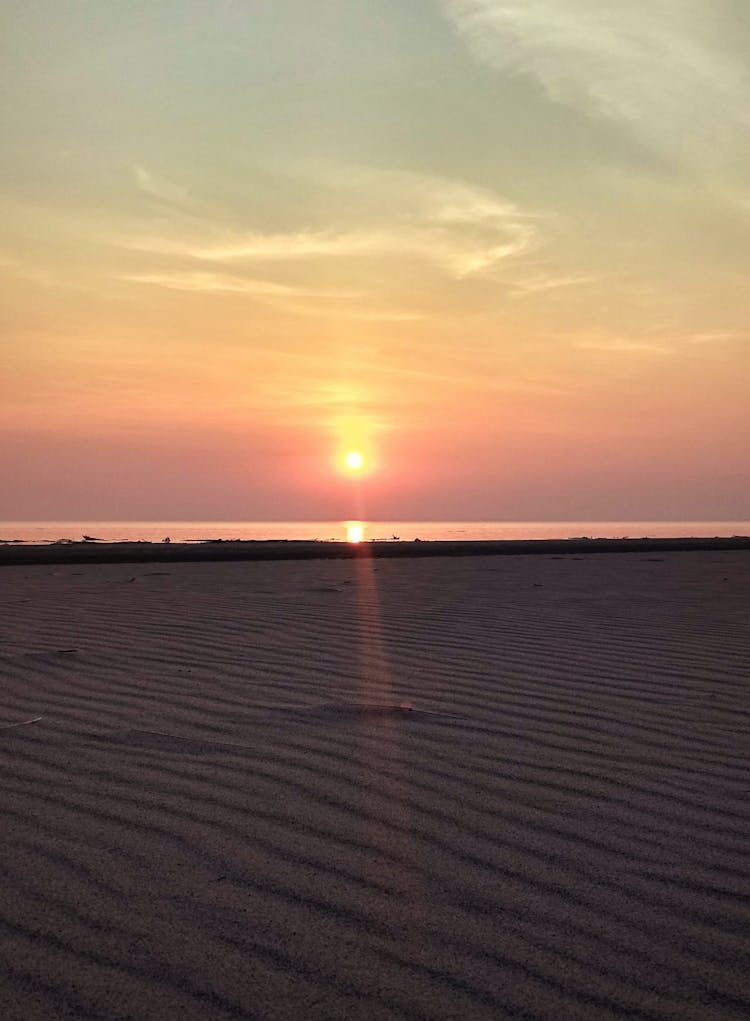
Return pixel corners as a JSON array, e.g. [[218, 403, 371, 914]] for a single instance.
[[351, 519, 422, 908]]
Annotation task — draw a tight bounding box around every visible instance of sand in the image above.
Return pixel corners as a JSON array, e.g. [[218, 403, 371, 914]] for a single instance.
[[1, 550, 749, 1020]]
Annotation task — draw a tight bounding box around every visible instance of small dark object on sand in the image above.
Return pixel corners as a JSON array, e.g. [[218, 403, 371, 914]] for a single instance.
[[82, 535, 101, 542]]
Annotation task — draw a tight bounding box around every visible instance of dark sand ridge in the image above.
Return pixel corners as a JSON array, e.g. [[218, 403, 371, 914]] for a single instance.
[[1, 534, 749, 567], [1, 551, 749, 1020]]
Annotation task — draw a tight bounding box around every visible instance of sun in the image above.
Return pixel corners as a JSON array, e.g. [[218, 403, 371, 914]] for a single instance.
[[346, 522, 364, 543], [344, 450, 364, 472]]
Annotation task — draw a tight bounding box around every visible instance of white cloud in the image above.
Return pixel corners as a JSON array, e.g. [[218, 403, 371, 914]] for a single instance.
[[442, 0, 750, 169]]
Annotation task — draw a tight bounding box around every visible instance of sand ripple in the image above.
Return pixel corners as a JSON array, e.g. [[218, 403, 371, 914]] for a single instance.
[[1, 553, 749, 1020]]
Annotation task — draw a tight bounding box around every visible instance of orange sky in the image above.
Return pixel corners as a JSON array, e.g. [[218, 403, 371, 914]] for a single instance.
[[2, 1, 748, 520]]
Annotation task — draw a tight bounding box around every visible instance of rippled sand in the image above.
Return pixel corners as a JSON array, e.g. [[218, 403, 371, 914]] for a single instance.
[[1, 551, 749, 1020]]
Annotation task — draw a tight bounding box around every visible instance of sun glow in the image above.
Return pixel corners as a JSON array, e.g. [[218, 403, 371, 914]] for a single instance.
[[346, 521, 365, 543], [344, 450, 364, 472]]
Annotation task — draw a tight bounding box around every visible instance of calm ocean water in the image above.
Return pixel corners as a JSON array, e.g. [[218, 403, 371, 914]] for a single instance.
[[1, 521, 749, 544]]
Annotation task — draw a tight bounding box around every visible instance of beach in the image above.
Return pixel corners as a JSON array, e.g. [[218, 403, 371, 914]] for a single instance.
[[1, 535, 749, 567], [1, 549, 749, 1020]]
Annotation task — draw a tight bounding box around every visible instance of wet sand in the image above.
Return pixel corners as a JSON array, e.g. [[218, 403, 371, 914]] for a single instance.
[[1, 534, 749, 567]]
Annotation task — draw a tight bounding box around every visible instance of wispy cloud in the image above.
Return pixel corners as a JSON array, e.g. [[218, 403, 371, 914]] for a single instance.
[[134, 166, 196, 207], [682, 330, 744, 345], [442, 1, 750, 169], [509, 272, 596, 295], [121, 270, 424, 320], [129, 231, 382, 261], [120, 271, 355, 298], [120, 169, 542, 279], [576, 336, 674, 355], [275, 304, 424, 322]]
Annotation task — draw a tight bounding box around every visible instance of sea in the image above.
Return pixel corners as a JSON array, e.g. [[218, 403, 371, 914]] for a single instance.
[[1, 521, 748, 544]]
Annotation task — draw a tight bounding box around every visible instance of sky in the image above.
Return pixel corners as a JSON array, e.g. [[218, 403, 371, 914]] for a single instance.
[[2, 0, 749, 521]]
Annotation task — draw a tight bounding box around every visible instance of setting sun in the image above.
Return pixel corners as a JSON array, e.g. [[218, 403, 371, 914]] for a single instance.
[[344, 450, 364, 472], [345, 521, 364, 543]]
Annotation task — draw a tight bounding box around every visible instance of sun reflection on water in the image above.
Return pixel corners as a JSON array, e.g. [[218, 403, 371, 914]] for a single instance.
[[345, 521, 365, 543]]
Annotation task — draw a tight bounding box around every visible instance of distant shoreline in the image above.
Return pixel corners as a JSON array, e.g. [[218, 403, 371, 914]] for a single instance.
[[1, 535, 749, 566]]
